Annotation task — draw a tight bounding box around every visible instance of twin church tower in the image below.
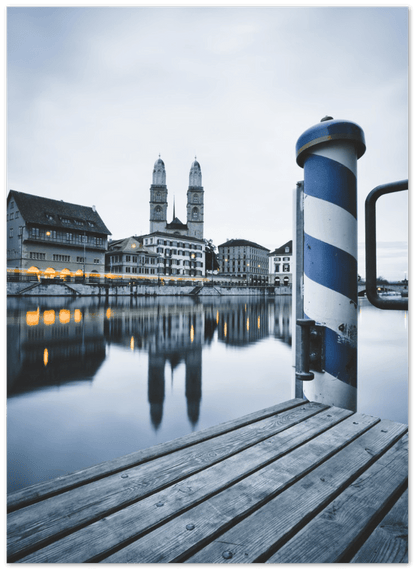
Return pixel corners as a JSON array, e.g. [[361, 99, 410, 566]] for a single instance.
[[149, 156, 204, 240]]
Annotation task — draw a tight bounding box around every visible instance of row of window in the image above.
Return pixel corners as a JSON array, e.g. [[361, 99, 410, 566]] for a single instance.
[[155, 248, 203, 258], [147, 238, 202, 250], [28, 227, 104, 246], [28, 252, 100, 264], [274, 264, 291, 273], [7, 211, 19, 220], [273, 256, 291, 262]]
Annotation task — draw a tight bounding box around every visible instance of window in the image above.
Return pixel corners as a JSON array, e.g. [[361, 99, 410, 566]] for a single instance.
[[126, 255, 131, 262], [9, 228, 13, 238], [192, 207, 198, 220], [77, 256, 85, 263], [66, 233, 73, 241], [283, 264, 290, 272], [94, 258, 99, 264], [30, 252, 46, 260], [126, 267, 131, 273], [283, 256, 290, 261], [193, 193, 198, 203], [31, 227, 40, 238], [53, 254, 70, 262], [10, 213, 14, 220], [10, 201, 14, 209], [285, 247, 289, 253]]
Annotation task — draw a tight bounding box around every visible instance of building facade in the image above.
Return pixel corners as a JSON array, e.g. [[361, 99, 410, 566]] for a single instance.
[[106, 237, 158, 276], [268, 240, 293, 286], [217, 239, 270, 283], [7, 190, 111, 279], [149, 157, 204, 240], [139, 231, 205, 277]]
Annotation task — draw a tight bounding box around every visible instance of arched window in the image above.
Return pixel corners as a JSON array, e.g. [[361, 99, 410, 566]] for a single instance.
[[154, 205, 162, 219], [192, 207, 198, 220], [193, 193, 198, 203], [283, 276, 289, 285]]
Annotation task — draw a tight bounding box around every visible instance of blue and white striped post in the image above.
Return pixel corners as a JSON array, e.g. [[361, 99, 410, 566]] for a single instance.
[[296, 118, 366, 411]]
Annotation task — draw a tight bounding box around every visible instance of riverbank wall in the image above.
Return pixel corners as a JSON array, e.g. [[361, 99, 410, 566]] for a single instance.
[[7, 282, 291, 297]]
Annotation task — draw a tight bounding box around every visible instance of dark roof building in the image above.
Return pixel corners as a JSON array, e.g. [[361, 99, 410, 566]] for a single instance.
[[8, 190, 111, 236], [7, 190, 111, 278]]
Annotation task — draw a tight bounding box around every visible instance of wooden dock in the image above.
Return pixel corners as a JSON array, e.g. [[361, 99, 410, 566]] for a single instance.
[[7, 398, 408, 563]]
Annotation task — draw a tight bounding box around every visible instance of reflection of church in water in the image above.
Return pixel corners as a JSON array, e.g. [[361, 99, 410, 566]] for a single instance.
[[8, 296, 292, 433], [103, 299, 204, 431]]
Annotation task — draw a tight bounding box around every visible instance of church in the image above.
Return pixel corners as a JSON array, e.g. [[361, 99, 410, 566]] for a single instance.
[[132, 157, 206, 277], [149, 156, 204, 240]]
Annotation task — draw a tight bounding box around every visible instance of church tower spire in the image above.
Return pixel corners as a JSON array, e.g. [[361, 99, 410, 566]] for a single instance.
[[186, 158, 204, 240], [149, 156, 168, 233]]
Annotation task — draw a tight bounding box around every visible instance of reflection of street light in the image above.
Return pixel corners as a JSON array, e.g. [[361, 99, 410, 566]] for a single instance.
[[83, 233, 86, 282], [19, 225, 25, 279]]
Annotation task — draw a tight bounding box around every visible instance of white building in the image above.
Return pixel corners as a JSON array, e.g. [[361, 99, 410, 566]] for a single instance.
[[268, 240, 292, 286]]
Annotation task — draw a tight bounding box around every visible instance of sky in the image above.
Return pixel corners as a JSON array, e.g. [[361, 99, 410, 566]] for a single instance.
[[5, 3, 409, 280]]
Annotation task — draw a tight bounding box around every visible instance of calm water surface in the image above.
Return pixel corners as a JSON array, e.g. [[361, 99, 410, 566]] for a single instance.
[[7, 295, 407, 493]]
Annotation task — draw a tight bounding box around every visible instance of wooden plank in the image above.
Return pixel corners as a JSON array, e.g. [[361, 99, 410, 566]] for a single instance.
[[102, 410, 378, 564], [350, 489, 408, 563], [8, 401, 325, 561], [7, 397, 305, 512], [186, 422, 407, 563], [19, 406, 355, 563], [267, 433, 408, 563]]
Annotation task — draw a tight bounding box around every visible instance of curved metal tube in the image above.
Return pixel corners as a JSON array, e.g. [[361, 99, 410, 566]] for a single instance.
[[365, 180, 408, 310]]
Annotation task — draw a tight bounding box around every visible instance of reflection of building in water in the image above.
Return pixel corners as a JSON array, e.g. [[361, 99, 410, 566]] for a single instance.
[[216, 300, 270, 346], [104, 300, 204, 431], [7, 301, 106, 396], [273, 296, 292, 346]]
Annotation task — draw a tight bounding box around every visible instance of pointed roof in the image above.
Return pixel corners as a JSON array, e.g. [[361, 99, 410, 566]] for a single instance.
[[189, 158, 202, 188], [8, 190, 111, 235], [269, 240, 293, 256], [152, 155, 166, 186], [108, 236, 155, 255], [166, 217, 188, 230]]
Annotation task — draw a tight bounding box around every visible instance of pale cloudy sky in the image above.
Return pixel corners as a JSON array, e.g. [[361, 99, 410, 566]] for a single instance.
[[6, 3, 409, 280]]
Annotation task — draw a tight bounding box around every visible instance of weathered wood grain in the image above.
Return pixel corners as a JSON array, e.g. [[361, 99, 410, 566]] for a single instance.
[[102, 411, 378, 563], [267, 434, 408, 563], [350, 489, 408, 563], [16, 404, 347, 563], [186, 422, 407, 564], [7, 398, 305, 512], [8, 401, 325, 560]]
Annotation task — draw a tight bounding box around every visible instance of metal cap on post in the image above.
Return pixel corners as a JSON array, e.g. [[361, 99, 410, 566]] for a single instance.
[[295, 117, 366, 412]]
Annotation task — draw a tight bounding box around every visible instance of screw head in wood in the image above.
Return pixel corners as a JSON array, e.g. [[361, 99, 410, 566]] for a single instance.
[[222, 551, 233, 559], [186, 524, 195, 530]]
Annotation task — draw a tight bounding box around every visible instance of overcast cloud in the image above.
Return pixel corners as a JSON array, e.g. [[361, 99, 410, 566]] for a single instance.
[[6, 5, 408, 280]]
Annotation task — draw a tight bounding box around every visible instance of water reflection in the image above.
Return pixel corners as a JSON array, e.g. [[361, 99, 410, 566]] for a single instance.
[[7, 296, 292, 435], [8, 294, 406, 494]]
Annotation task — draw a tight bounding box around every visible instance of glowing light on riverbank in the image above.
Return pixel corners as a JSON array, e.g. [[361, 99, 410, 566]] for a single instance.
[[190, 325, 194, 343], [106, 308, 112, 319], [59, 309, 70, 324], [74, 309, 82, 323], [43, 348, 48, 366], [26, 308, 39, 326], [130, 336, 134, 350], [43, 310, 55, 326]]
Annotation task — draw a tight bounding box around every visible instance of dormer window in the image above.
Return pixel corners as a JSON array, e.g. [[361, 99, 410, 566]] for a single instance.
[[87, 221, 95, 227], [285, 247, 289, 253], [60, 216, 71, 224], [45, 213, 54, 221]]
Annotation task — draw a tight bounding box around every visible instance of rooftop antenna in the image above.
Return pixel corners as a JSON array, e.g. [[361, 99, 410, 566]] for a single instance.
[[173, 195, 176, 220]]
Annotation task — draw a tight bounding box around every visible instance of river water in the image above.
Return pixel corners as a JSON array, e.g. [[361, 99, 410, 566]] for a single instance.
[[7, 294, 407, 494]]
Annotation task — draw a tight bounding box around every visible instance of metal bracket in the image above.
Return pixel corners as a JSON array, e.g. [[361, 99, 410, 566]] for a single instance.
[[296, 319, 315, 381], [309, 324, 325, 372]]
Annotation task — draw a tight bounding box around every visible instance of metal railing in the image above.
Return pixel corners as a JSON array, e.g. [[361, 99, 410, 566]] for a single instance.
[[365, 180, 408, 310]]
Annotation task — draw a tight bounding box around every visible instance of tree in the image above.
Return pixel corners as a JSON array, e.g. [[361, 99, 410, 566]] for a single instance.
[[204, 239, 219, 274]]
